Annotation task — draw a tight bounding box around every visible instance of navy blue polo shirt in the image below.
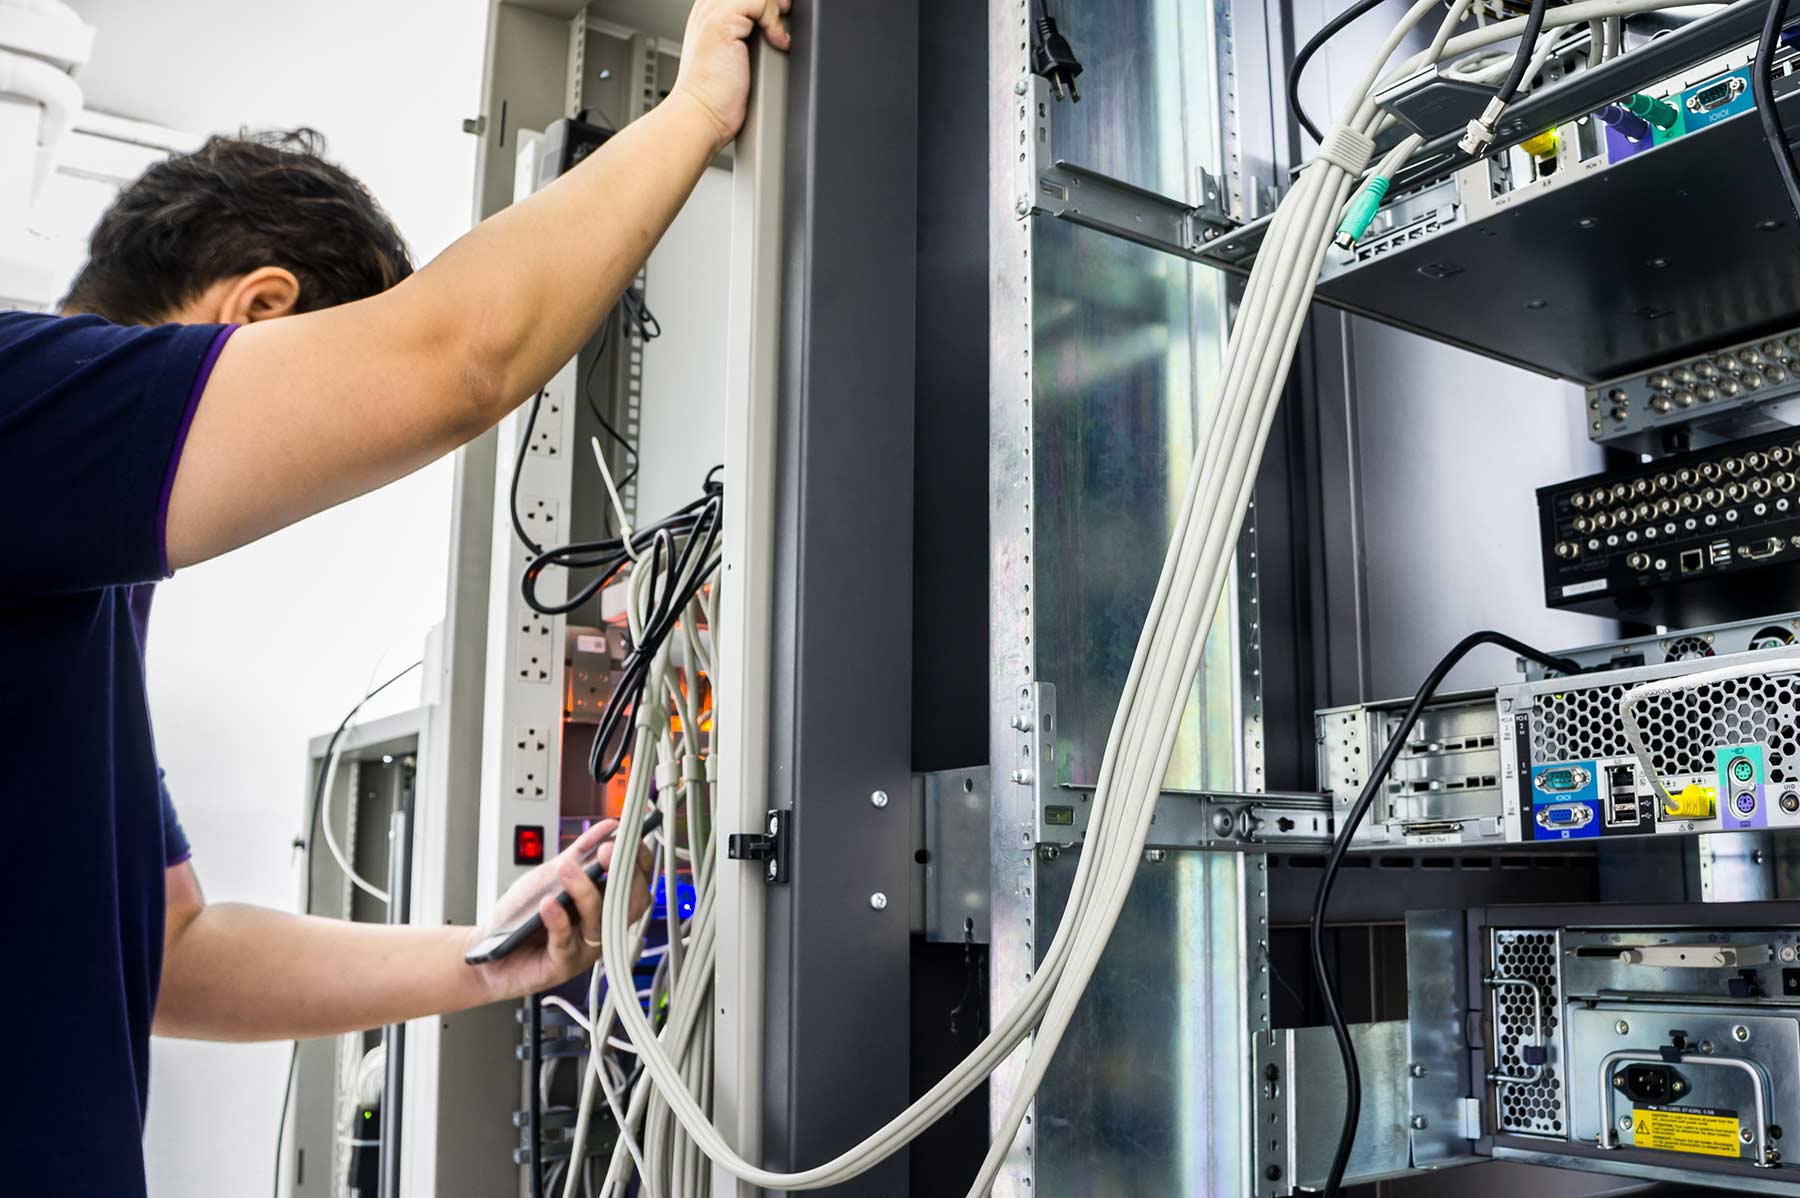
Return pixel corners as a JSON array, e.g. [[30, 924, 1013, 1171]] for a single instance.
[[0, 310, 230, 1195]]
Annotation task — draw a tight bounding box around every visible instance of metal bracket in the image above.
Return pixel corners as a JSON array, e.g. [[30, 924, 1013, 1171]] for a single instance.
[[1033, 160, 1240, 263], [1033, 781, 1336, 852], [1012, 682, 1073, 846], [1011, 66, 1248, 268], [727, 808, 792, 883]]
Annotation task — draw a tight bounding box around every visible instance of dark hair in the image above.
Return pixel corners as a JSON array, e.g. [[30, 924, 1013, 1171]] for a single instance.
[[62, 128, 413, 325]]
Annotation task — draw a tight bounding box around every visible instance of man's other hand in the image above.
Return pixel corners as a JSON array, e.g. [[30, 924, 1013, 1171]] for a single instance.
[[467, 818, 653, 1002], [672, 0, 792, 152]]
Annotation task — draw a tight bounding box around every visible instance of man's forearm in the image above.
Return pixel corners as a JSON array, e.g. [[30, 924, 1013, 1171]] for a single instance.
[[155, 903, 490, 1042]]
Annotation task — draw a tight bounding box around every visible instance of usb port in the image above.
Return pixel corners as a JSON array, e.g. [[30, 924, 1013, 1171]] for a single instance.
[[1709, 540, 1732, 566], [1606, 764, 1640, 826]]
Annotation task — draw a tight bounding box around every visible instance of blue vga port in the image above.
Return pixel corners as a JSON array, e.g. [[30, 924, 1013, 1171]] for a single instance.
[[1534, 765, 1593, 793], [1535, 802, 1594, 831]]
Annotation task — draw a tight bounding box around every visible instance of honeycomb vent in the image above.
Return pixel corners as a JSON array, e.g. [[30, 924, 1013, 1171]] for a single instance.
[[1529, 671, 1800, 781], [1493, 929, 1563, 1136]]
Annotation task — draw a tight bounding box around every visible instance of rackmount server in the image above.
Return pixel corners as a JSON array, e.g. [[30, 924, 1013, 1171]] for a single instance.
[[1538, 425, 1800, 621], [1321, 645, 1800, 847], [1404, 902, 1800, 1191], [1517, 609, 1800, 679]]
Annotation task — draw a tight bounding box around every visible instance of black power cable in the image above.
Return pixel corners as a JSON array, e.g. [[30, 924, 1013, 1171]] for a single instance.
[[1756, 0, 1800, 222], [1289, 0, 1388, 144], [519, 469, 722, 618], [273, 659, 425, 1198], [1496, 0, 1551, 103], [585, 490, 723, 785], [1311, 631, 1580, 1197]]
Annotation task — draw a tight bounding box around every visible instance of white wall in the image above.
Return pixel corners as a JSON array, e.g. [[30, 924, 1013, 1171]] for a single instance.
[[55, 3, 488, 1195]]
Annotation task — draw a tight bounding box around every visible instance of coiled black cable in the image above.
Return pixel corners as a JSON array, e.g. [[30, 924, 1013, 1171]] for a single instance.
[[1756, 0, 1800, 222], [1311, 631, 1580, 1197]]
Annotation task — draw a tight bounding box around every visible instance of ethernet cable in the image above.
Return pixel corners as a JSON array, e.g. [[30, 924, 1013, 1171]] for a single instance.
[[569, 0, 1730, 1193], [1620, 654, 1800, 812]]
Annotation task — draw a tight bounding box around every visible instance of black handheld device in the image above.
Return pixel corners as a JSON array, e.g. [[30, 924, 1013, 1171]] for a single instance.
[[464, 810, 663, 966]]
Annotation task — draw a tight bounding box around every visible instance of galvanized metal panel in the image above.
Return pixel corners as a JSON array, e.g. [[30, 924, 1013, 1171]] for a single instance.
[[1031, 848, 1257, 1196], [1408, 909, 1479, 1169], [988, 0, 1273, 1193], [1271, 1020, 1414, 1189]]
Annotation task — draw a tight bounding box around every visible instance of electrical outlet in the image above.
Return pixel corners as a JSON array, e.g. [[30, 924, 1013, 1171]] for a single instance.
[[528, 394, 563, 458], [516, 616, 554, 683], [517, 495, 560, 546], [510, 725, 550, 799]]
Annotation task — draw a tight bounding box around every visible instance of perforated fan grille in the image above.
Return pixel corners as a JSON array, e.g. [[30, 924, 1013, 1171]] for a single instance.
[[1493, 930, 1563, 1136], [1528, 673, 1800, 782]]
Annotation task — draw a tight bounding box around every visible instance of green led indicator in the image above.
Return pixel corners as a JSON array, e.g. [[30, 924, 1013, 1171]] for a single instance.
[[363, 1110, 374, 1120]]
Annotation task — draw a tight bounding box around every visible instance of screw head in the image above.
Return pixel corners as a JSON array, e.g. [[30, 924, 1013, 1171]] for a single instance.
[[869, 892, 888, 911], [1014, 78, 1029, 95], [1620, 1115, 1635, 1132], [1744, 1128, 1757, 1144], [1015, 196, 1031, 217], [1038, 844, 1061, 862], [1616, 1019, 1631, 1035], [1010, 768, 1034, 785], [1144, 848, 1168, 864], [1410, 1115, 1428, 1130], [1701, 1039, 1716, 1054], [870, 789, 889, 809], [1409, 1064, 1427, 1078], [765, 860, 778, 881], [1735, 1024, 1751, 1042]]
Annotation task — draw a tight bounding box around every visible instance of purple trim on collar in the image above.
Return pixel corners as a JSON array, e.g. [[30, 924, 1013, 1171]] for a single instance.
[[155, 324, 237, 577]]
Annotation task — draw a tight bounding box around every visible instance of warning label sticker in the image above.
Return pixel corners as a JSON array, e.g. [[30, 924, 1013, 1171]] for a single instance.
[[1632, 1106, 1742, 1158]]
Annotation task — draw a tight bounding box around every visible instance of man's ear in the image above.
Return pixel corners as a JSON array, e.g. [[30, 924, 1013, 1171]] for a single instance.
[[216, 267, 302, 324]]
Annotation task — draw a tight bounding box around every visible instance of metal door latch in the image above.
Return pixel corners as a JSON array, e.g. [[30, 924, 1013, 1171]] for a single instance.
[[728, 809, 792, 883]]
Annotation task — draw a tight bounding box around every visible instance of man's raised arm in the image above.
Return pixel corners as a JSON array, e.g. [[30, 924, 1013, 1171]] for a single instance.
[[164, 0, 788, 571]]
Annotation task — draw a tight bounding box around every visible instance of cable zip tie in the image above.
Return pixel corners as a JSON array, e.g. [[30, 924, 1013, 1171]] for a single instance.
[[1316, 124, 1376, 174], [682, 754, 703, 786], [655, 761, 678, 791], [591, 435, 638, 560]]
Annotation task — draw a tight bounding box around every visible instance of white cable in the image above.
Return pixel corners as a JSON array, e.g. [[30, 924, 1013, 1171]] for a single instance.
[[1620, 654, 1800, 809], [318, 719, 391, 906]]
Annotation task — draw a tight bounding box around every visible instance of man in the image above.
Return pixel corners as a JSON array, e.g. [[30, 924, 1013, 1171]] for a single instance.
[[0, 0, 790, 1192]]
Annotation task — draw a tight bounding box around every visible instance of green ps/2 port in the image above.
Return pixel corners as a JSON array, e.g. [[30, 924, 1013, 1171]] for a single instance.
[[1731, 756, 1757, 784], [1535, 765, 1593, 793]]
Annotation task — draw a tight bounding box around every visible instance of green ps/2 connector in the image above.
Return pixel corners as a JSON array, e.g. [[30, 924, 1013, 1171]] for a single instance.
[[1625, 92, 1678, 131], [1334, 176, 1389, 249]]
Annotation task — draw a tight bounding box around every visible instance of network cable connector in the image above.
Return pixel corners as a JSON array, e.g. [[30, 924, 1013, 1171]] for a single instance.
[[1457, 95, 1509, 156]]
